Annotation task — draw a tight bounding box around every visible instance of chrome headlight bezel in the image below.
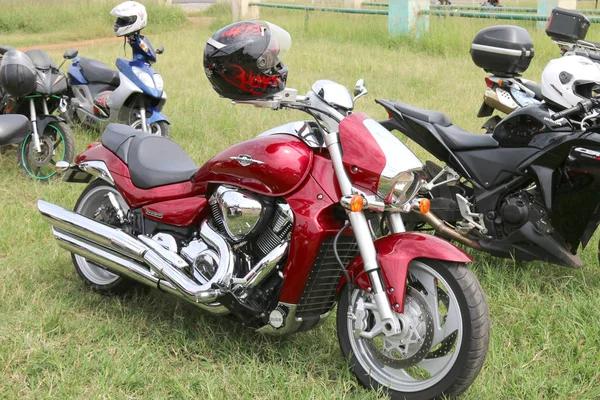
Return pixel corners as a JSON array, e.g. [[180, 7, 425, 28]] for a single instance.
[[379, 169, 426, 211]]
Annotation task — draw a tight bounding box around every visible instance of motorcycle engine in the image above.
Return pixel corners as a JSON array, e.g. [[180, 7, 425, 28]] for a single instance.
[[499, 190, 553, 236]]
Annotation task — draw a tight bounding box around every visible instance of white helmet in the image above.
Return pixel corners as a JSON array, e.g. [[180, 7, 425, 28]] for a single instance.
[[541, 55, 600, 109], [110, 1, 147, 37]]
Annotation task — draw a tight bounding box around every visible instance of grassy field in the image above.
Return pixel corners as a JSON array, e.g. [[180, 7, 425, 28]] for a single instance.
[[2, 2, 600, 399]]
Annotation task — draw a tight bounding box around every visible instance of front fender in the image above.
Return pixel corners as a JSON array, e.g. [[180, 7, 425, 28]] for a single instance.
[[147, 108, 169, 124], [36, 115, 66, 136], [338, 232, 472, 313]]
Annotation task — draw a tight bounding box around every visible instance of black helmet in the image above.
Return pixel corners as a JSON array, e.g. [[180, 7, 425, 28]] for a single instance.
[[203, 20, 290, 101]]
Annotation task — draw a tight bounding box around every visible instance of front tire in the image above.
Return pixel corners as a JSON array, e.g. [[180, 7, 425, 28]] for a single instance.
[[18, 121, 74, 181], [337, 260, 490, 399], [72, 180, 136, 295], [130, 118, 170, 138]]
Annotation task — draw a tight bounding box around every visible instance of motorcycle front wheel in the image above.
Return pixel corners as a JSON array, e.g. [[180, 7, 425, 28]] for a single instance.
[[337, 260, 490, 399], [18, 121, 74, 181], [130, 118, 170, 139]]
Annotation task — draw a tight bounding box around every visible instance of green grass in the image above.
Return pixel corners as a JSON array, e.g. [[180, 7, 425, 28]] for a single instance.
[[2, 4, 600, 399], [0, 0, 188, 47]]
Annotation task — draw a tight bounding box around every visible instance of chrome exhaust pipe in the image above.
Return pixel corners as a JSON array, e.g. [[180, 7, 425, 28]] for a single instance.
[[37, 200, 231, 308], [232, 242, 288, 288]]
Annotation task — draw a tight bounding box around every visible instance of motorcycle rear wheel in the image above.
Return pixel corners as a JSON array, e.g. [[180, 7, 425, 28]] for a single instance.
[[72, 180, 137, 295], [337, 260, 490, 399], [17, 121, 74, 181]]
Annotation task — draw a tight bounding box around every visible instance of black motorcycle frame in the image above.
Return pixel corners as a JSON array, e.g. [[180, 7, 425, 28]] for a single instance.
[[378, 100, 600, 268]]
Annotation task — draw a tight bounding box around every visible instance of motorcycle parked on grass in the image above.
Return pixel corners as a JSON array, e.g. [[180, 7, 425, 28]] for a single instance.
[[63, 1, 169, 137], [378, 51, 600, 269], [475, 9, 596, 131], [0, 49, 75, 181], [37, 21, 489, 399]]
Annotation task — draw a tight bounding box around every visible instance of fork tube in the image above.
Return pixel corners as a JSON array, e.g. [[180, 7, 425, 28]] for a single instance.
[[139, 98, 148, 133], [42, 98, 49, 115], [387, 213, 406, 233], [29, 98, 41, 153], [324, 132, 402, 336]]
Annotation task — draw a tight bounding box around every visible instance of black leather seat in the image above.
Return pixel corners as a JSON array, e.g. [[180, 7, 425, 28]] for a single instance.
[[393, 101, 453, 127], [79, 57, 120, 87], [0, 115, 30, 146], [521, 80, 543, 101], [101, 124, 198, 189], [433, 124, 498, 150]]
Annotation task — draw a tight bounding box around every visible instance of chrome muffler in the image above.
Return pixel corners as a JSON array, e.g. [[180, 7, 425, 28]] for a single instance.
[[37, 200, 230, 310]]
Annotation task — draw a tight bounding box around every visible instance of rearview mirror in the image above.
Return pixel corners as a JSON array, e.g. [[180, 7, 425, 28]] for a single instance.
[[63, 49, 78, 59], [157, 46, 164, 55], [353, 78, 368, 102]]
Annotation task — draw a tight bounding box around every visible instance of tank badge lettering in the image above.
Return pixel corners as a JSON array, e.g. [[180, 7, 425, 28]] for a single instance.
[[230, 154, 265, 167], [145, 209, 163, 219]]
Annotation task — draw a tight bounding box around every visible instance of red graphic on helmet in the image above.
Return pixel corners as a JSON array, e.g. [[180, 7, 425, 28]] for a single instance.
[[220, 23, 263, 39], [220, 64, 281, 95]]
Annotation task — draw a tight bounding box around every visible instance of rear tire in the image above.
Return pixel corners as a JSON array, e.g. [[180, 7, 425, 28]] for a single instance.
[[72, 180, 137, 295], [337, 260, 490, 399]]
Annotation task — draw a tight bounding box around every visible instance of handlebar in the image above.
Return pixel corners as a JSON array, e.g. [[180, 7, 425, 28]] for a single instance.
[[551, 99, 595, 120]]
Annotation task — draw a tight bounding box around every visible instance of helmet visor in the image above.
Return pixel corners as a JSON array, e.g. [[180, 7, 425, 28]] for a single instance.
[[257, 22, 291, 71]]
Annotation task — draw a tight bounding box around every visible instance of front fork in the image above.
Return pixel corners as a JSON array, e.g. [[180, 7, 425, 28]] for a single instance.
[[325, 132, 403, 337], [29, 98, 44, 153], [138, 97, 148, 133]]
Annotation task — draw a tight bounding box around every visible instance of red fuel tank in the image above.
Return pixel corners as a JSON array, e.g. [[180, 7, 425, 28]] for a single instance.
[[193, 134, 313, 196]]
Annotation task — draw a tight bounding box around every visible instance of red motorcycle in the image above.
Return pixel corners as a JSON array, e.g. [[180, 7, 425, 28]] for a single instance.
[[37, 21, 489, 399]]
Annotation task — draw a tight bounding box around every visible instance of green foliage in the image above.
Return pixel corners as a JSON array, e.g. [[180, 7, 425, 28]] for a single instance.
[[2, 5, 600, 399]]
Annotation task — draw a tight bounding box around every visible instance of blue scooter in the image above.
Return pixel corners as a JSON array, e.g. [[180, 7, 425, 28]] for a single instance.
[[65, 33, 170, 137]]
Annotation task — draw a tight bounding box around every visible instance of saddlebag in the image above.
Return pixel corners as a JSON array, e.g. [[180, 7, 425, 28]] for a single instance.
[[470, 25, 534, 77]]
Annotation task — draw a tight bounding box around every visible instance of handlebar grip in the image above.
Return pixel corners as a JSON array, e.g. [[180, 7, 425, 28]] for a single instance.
[[551, 100, 592, 120]]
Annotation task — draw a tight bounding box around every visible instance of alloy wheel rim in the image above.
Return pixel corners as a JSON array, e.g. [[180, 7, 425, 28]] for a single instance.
[[346, 261, 463, 392], [74, 185, 129, 285]]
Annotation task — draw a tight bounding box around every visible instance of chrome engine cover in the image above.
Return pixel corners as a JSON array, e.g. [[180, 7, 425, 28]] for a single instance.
[[209, 186, 264, 242], [180, 239, 220, 284]]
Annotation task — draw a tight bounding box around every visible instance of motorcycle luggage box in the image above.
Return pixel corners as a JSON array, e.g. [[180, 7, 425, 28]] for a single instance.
[[470, 25, 534, 77], [0, 50, 36, 97], [545, 7, 590, 42]]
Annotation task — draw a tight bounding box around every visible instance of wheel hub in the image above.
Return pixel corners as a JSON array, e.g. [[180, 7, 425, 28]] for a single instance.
[[356, 287, 435, 369], [29, 135, 54, 167]]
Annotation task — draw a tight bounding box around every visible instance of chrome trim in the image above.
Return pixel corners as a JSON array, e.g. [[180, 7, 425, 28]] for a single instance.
[[258, 120, 323, 148], [312, 80, 354, 110], [37, 200, 234, 306], [77, 161, 115, 185], [55, 160, 70, 174], [53, 228, 229, 315], [231, 242, 288, 288], [210, 186, 264, 242], [229, 154, 265, 166], [256, 303, 303, 335], [471, 43, 531, 57]]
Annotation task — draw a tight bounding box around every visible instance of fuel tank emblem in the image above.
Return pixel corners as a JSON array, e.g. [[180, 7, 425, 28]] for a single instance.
[[230, 154, 265, 167], [145, 209, 163, 219]]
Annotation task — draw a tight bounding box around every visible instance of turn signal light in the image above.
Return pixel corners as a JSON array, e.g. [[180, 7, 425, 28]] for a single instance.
[[419, 198, 431, 214], [350, 194, 364, 212]]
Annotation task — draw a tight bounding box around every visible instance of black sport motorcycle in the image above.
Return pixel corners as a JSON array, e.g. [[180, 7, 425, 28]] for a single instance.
[[378, 97, 600, 268]]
